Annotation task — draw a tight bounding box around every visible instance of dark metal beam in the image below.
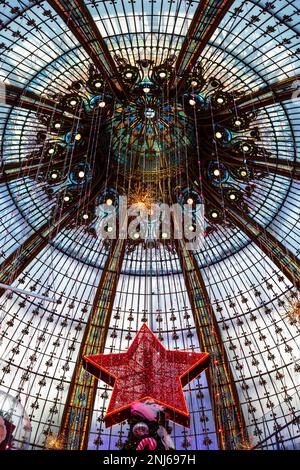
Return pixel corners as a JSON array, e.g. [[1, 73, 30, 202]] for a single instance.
[[47, 0, 126, 98], [176, 239, 247, 449], [173, 0, 234, 91], [60, 239, 125, 450]]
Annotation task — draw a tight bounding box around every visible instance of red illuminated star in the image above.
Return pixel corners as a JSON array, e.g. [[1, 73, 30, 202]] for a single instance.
[[83, 324, 210, 427]]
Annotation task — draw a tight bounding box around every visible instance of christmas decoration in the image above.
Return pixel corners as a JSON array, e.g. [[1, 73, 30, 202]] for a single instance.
[[83, 323, 210, 427], [131, 401, 165, 421]]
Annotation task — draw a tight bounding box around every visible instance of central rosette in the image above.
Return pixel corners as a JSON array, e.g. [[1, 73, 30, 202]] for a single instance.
[[105, 83, 195, 180]]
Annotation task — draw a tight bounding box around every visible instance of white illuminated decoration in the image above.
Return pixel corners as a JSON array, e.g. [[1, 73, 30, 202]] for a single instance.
[[0, 0, 299, 453]]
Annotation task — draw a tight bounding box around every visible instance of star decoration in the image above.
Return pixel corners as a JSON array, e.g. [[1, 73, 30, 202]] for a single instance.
[[83, 324, 210, 427]]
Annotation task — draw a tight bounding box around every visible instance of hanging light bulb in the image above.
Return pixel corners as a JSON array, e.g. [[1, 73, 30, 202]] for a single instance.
[[240, 169, 248, 177], [213, 169, 220, 176], [189, 98, 196, 106], [143, 87, 150, 94], [159, 71, 166, 79], [70, 99, 77, 107], [64, 195, 70, 202], [242, 144, 250, 152], [99, 101, 106, 108], [217, 97, 224, 104], [215, 131, 222, 139], [187, 198, 194, 205], [235, 119, 242, 126], [190, 80, 198, 88], [75, 133, 81, 141], [106, 198, 113, 206], [51, 172, 58, 179], [48, 147, 55, 155], [94, 81, 102, 89], [229, 193, 237, 200], [54, 123, 61, 129], [211, 211, 219, 219], [125, 71, 133, 79], [78, 171, 85, 178], [83, 213, 89, 220]]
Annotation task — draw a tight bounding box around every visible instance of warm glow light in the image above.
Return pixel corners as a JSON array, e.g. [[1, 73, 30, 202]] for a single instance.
[[75, 133, 81, 141], [133, 232, 140, 239], [95, 81, 102, 88], [187, 198, 194, 205], [211, 211, 218, 219], [126, 72, 133, 78], [161, 232, 168, 239], [99, 101, 106, 108], [107, 226, 113, 233], [188, 225, 195, 232], [215, 132, 222, 139], [83, 214, 89, 220], [191, 80, 198, 88], [213, 169, 220, 176], [217, 97, 224, 104], [54, 123, 61, 129], [51, 172, 58, 179], [189, 98, 196, 106], [159, 71, 166, 78], [48, 148, 55, 155], [64, 196, 70, 202], [44, 433, 65, 450], [143, 87, 150, 94], [240, 170, 247, 177], [78, 171, 85, 178], [229, 193, 236, 200], [243, 145, 250, 152], [106, 198, 113, 206], [235, 120, 242, 126], [70, 99, 77, 106]]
